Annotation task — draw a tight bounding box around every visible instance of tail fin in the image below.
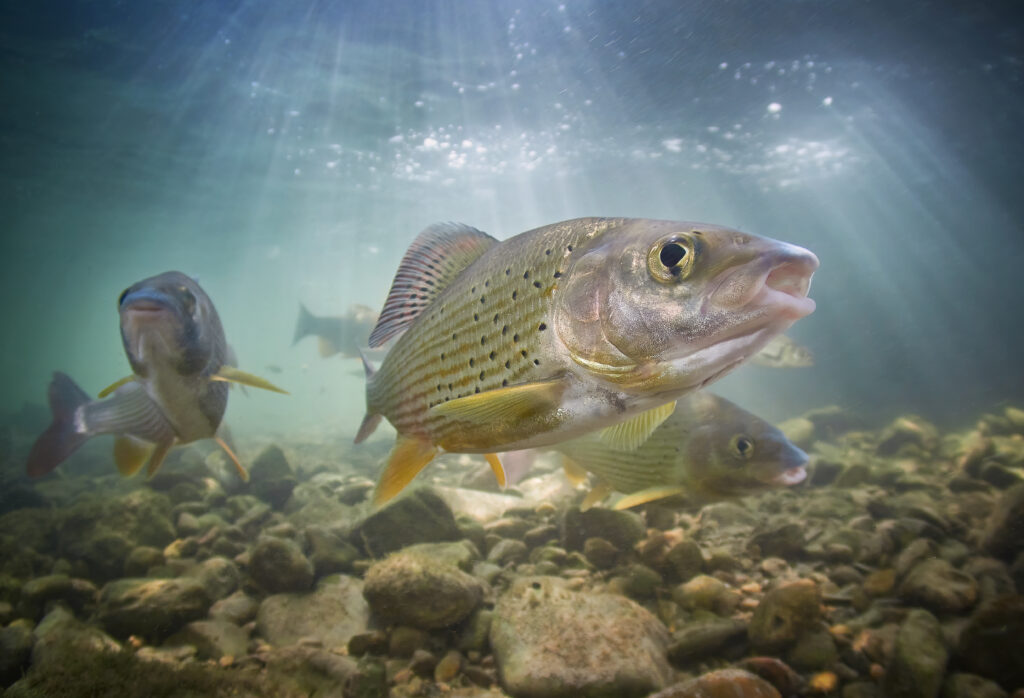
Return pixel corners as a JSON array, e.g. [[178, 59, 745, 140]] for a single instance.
[[293, 302, 316, 345], [26, 372, 91, 478], [353, 350, 381, 444]]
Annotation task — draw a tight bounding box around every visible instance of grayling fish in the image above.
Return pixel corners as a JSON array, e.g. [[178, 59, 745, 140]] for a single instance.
[[750, 334, 814, 368], [555, 391, 809, 510], [293, 302, 379, 359], [357, 217, 818, 504], [26, 271, 285, 480]]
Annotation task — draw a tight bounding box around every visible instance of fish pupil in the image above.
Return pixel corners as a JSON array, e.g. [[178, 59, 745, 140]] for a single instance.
[[660, 242, 687, 267]]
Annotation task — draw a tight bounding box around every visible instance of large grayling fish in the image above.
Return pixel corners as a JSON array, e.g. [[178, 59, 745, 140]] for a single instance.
[[26, 271, 285, 480], [293, 302, 379, 359], [357, 217, 818, 504], [555, 391, 808, 510]]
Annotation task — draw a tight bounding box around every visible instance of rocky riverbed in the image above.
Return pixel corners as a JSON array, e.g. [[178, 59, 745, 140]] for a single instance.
[[1, 404, 1024, 697]]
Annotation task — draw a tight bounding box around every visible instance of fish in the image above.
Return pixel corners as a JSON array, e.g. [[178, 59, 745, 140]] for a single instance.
[[26, 271, 286, 480], [356, 217, 819, 505], [293, 302, 379, 359], [750, 334, 814, 368], [554, 391, 809, 510]]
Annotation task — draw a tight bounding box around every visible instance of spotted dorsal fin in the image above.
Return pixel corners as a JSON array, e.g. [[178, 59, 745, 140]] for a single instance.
[[368, 223, 498, 348]]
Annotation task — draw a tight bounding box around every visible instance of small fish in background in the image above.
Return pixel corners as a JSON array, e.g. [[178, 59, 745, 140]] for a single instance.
[[356, 217, 818, 505], [293, 302, 378, 359], [265, 364, 284, 374], [555, 391, 809, 510], [750, 334, 814, 368], [26, 271, 287, 481]]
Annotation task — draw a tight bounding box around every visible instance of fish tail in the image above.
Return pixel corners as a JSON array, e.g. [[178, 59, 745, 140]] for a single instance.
[[26, 372, 91, 478], [293, 302, 316, 345]]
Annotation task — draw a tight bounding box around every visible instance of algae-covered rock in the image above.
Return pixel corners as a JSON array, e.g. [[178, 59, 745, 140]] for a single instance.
[[941, 673, 1008, 698], [362, 545, 484, 629], [561, 507, 645, 551], [667, 619, 747, 665], [249, 536, 314, 593], [955, 594, 1024, 690], [187, 556, 240, 601], [257, 575, 369, 649], [247, 445, 297, 510], [0, 623, 33, 687], [165, 619, 248, 660], [748, 579, 821, 652], [899, 559, 978, 613], [490, 576, 672, 697], [649, 668, 781, 698], [304, 524, 360, 577], [982, 483, 1024, 560], [210, 589, 259, 625], [355, 487, 461, 557], [884, 608, 947, 698], [96, 577, 212, 641]]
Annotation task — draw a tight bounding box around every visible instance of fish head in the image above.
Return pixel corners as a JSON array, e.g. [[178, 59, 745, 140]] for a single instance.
[[118, 271, 225, 378], [554, 219, 818, 394], [685, 411, 809, 498]]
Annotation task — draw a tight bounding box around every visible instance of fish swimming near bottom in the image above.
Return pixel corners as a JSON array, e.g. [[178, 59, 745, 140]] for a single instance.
[[553, 391, 808, 510], [27, 271, 286, 480], [293, 302, 379, 359]]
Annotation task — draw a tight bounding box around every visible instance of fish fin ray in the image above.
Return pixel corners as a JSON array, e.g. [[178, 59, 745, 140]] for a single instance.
[[97, 375, 136, 398], [429, 379, 567, 424], [612, 486, 688, 510], [484, 453, 507, 489], [26, 372, 91, 478], [580, 481, 614, 511], [598, 401, 677, 451], [114, 435, 153, 477], [212, 366, 289, 394], [561, 455, 588, 487], [368, 223, 498, 347], [372, 437, 438, 506]]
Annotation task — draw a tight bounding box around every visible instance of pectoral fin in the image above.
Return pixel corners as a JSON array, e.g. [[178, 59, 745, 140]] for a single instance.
[[98, 376, 136, 398], [429, 379, 567, 424], [113, 436, 153, 477], [212, 366, 289, 394], [562, 455, 589, 487], [598, 401, 676, 451], [612, 486, 688, 510], [484, 453, 506, 489], [580, 481, 614, 511], [373, 437, 438, 506], [145, 439, 176, 478]]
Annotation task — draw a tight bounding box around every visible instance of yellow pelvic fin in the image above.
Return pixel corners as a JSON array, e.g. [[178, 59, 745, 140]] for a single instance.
[[598, 400, 677, 452], [373, 437, 438, 507], [212, 366, 289, 394], [114, 436, 153, 477], [612, 486, 688, 511], [429, 378, 566, 424], [99, 376, 137, 398], [145, 440, 176, 478], [317, 337, 339, 358], [580, 481, 614, 511], [484, 453, 507, 489], [216, 436, 249, 482], [561, 455, 589, 487]]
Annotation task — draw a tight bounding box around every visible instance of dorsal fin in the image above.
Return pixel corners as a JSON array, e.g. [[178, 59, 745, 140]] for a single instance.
[[368, 223, 498, 348]]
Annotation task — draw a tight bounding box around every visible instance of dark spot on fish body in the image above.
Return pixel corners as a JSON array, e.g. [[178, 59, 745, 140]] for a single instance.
[[489, 351, 496, 360], [502, 379, 508, 386], [480, 336, 487, 345], [502, 325, 508, 336], [533, 281, 542, 289], [512, 291, 518, 300], [473, 313, 479, 322], [513, 333, 520, 342], [523, 271, 530, 280], [504, 360, 511, 369], [538, 323, 547, 331], [479, 371, 485, 381], [469, 358, 475, 367], [480, 296, 486, 304]]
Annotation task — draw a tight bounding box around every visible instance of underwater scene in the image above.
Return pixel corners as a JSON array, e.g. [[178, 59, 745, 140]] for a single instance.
[[2, 0, 1024, 696]]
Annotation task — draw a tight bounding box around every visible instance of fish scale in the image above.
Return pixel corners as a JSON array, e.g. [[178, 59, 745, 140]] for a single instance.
[[369, 218, 618, 448]]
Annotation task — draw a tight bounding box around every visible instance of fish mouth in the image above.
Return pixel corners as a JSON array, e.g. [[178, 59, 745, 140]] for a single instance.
[[765, 465, 808, 487], [120, 289, 177, 320], [711, 244, 819, 320]]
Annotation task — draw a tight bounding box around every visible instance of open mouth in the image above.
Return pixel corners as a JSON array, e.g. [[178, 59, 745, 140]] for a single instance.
[[760, 255, 818, 318], [767, 465, 808, 487]]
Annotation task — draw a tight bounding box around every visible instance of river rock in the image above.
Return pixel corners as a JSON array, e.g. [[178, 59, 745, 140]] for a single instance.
[[258, 575, 368, 649], [187, 556, 240, 601], [165, 619, 248, 660], [304, 524, 359, 577], [96, 577, 211, 641], [673, 574, 739, 616], [362, 544, 484, 629], [667, 618, 747, 665], [247, 445, 297, 510], [354, 487, 461, 557], [490, 576, 672, 697], [899, 559, 978, 613], [209, 590, 259, 625], [884, 609, 948, 698], [649, 668, 781, 698], [749, 579, 821, 651], [0, 623, 33, 686], [249, 536, 314, 593], [941, 673, 1008, 698], [982, 483, 1024, 560], [955, 594, 1024, 690]]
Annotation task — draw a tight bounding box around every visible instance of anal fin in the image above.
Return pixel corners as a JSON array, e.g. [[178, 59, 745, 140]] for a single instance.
[[373, 437, 438, 506], [484, 453, 506, 489], [145, 440, 176, 478], [612, 486, 688, 510], [599, 401, 676, 451], [562, 455, 588, 487], [114, 436, 153, 477], [581, 481, 614, 511]]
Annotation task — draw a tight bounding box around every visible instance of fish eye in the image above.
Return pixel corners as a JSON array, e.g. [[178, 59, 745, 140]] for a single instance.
[[647, 235, 695, 284], [731, 435, 754, 459]]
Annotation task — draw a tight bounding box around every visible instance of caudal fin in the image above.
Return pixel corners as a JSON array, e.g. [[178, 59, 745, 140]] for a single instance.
[[26, 372, 91, 478], [293, 303, 316, 345]]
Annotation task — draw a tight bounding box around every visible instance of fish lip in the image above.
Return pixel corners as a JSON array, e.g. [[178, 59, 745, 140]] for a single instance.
[[765, 465, 808, 487], [120, 289, 176, 317], [710, 245, 819, 320]]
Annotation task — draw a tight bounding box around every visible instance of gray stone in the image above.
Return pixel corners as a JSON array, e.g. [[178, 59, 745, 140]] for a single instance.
[[97, 576, 212, 641], [622, 564, 663, 599], [672, 575, 738, 616], [29, 605, 121, 670], [354, 487, 461, 557], [699, 501, 760, 528], [877, 416, 939, 456], [257, 575, 369, 650], [982, 483, 1024, 560], [562, 507, 645, 551], [649, 669, 781, 698], [249, 536, 313, 593], [750, 524, 805, 559], [304, 524, 359, 577], [187, 556, 240, 601], [262, 645, 359, 696], [941, 673, 1008, 698], [787, 628, 838, 670], [884, 609, 948, 698], [748, 579, 821, 651], [247, 445, 297, 510], [665, 540, 704, 582], [362, 546, 484, 629], [899, 559, 978, 613], [955, 594, 1024, 690], [490, 576, 672, 698], [667, 619, 747, 665], [123, 545, 165, 577], [165, 619, 248, 660], [0, 624, 33, 686], [209, 590, 259, 625], [487, 539, 528, 566]]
